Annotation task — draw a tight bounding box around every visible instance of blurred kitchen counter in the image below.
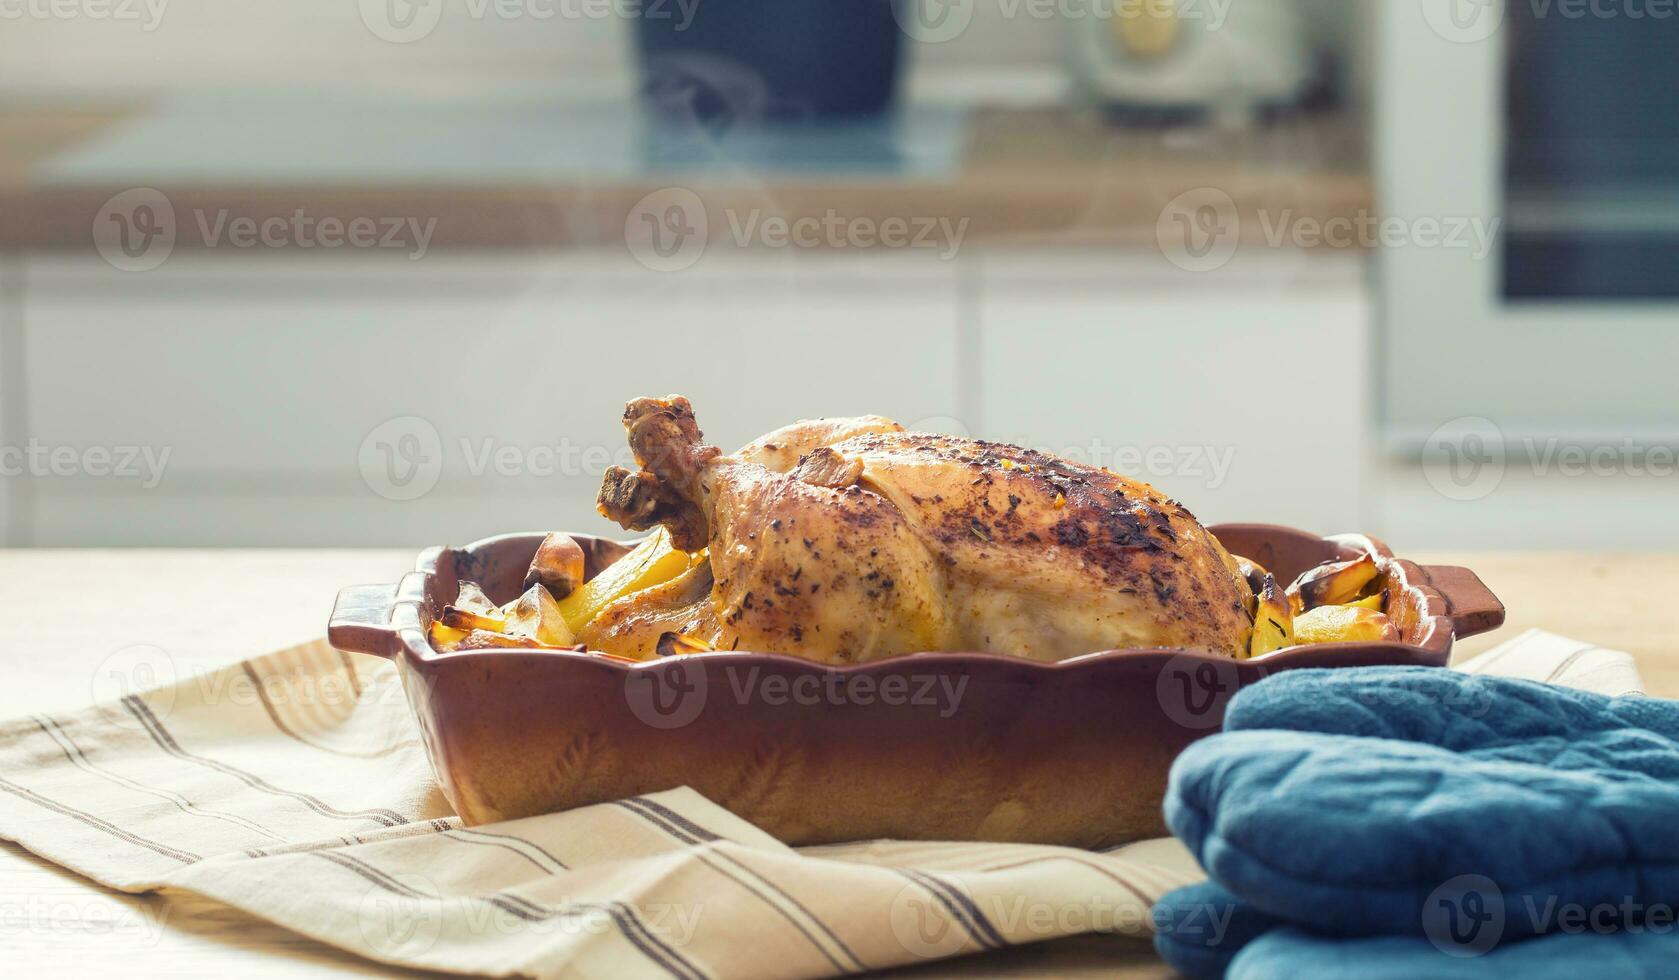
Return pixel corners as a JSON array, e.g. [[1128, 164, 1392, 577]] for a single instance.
[[0, 99, 1369, 251]]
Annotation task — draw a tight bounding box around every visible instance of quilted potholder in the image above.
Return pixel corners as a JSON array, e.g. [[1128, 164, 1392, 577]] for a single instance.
[[1154, 667, 1679, 977]]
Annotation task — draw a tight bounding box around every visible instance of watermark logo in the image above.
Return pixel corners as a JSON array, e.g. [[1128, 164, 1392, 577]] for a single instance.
[[94, 190, 438, 269], [1529, 0, 1679, 20], [93, 188, 176, 273], [737, 668, 966, 716], [361, 0, 700, 41], [626, 187, 709, 272], [1422, 418, 1679, 500], [902, 417, 1237, 489], [624, 664, 970, 730], [192, 210, 438, 260], [1155, 653, 1239, 730], [1157, 187, 1241, 273], [625, 661, 709, 730], [894, 0, 976, 42], [725, 209, 968, 259], [0, 0, 168, 31], [360, 416, 444, 502], [360, 0, 443, 42], [625, 189, 967, 269], [356, 874, 444, 956], [894, 0, 1231, 43], [90, 644, 178, 723], [890, 882, 1160, 957], [1159, 191, 1498, 272], [0, 895, 171, 942], [0, 441, 170, 488], [1421, 0, 1505, 43], [352, 424, 660, 501], [1257, 211, 1498, 260], [1422, 874, 1505, 957], [888, 880, 973, 959], [1422, 417, 1506, 502], [1150, 896, 1236, 948], [1423, 0, 1674, 44]]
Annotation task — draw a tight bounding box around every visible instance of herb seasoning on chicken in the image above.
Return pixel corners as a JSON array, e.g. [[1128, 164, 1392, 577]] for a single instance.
[[590, 396, 1256, 663]]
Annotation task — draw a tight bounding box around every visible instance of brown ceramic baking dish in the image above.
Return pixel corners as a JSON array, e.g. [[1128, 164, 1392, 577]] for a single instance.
[[328, 523, 1504, 849]]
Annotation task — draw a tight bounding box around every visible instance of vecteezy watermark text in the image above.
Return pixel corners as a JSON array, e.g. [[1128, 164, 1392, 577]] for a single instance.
[[1155, 188, 1501, 273], [895, 0, 1234, 44], [359, 0, 700, 44], [356, 877, 704, 958], [1017, 440, 1236, 489], [1255, 210, 1499, 260], [624, 187, 970, 272], [94, 189, 439, 272], [625, 663, 970, 730], [194, 210, 436, 260], [0, 895, 171, 943], [0, 0, 167, 30], [358, 416, 662, 502], [1423, 873, 1679, 957], [358, 416, 1240, 502], [1423, 416, 1679, 501], [726, 210, 968, 260], [890, 882, 1195, 959], [1423, 0, 1678, 44], [0, 441, 170, 488], [725, 668, 968, 718], [91, 641, 423, 727]]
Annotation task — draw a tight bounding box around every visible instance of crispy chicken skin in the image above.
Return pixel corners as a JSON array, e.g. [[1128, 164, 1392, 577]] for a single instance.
[[595, 396, 1255, 663]]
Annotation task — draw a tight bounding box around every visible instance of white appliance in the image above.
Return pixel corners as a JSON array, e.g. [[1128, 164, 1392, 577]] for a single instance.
[[1067, 0, 1312, 115], [1377, 0, 1679, 450]]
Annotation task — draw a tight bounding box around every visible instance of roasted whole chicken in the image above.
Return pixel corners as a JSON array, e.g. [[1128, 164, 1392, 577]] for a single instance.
[[585, 396, 1257, 664]]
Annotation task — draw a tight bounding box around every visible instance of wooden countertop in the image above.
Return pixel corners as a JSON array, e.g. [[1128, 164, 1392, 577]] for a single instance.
[[0, 548, 1671, 977], [0, 102, 1370, 252]]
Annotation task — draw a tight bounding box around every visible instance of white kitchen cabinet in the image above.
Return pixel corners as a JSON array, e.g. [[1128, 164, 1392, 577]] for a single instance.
[[970, 250, 1370, 535], [20, 250, 962, 546], [14, 247, 1370, 546]]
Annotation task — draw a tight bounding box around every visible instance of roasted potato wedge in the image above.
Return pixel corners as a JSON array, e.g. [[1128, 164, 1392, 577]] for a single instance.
[[439, 605, 507, 634], [503, 584, 574, 647], [454, 581, 501, 617], [453, 629, 569, 651], [1293, 604, 1400, 645], [1233, 557, 1269, 597], [1248, 572, 1296, 659], [428, 619, 470, 650], [524, 533, 588, 600], [1288, 554, 1380, 610], [656, 631, 715, 657], [555, 526, 698, 633]]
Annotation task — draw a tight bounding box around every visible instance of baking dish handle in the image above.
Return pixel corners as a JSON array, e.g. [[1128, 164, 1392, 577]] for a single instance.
[[1419, 565, 1506, 639], [328, 583, 402, 659]]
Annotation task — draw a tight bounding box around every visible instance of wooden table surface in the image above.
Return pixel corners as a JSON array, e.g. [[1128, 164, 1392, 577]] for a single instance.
[[1, 549, 1672, 977]]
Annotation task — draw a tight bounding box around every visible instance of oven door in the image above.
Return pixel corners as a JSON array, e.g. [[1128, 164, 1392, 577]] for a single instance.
[[1376, 0, 1679, 451]]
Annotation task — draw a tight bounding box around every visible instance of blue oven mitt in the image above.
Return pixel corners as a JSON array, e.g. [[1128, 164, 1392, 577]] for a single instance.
[[1150, 667, 1679, 978], [1155, 881, 1679, 980], [1227, 924, 1679, 979], [1151, 880, 1276, 978]]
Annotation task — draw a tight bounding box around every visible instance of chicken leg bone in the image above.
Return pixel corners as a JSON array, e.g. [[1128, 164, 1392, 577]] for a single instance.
[[597, 395, 719, 551]]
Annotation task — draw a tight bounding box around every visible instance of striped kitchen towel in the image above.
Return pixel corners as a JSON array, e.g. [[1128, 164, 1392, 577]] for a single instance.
[[0, 629, 1635, 978]]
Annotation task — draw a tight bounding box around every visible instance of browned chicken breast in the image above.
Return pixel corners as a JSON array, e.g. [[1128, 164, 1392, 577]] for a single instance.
[[592, 396, 1254, 663]]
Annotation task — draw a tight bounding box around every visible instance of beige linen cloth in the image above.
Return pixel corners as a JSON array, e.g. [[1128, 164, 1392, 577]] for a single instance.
[[0, 629, 1641, 978]]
